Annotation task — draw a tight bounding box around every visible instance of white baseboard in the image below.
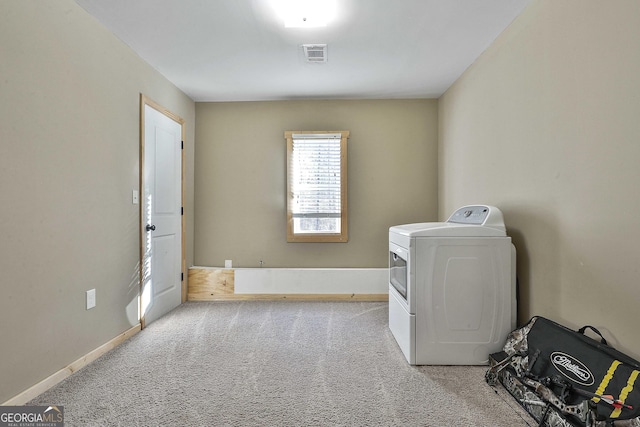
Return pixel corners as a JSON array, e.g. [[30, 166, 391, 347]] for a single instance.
[[234, 268, 389, 294], [2, 324, 141, 406]]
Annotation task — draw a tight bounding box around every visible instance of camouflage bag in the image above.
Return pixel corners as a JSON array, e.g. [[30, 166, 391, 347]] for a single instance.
[[486, 316, 640, 427]]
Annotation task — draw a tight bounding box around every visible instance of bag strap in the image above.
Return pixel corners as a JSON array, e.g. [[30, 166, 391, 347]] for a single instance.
[[577, 325, 608, 345]]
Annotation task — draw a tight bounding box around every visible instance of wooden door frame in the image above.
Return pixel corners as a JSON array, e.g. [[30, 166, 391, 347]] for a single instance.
[[139, 94, 186, 329]]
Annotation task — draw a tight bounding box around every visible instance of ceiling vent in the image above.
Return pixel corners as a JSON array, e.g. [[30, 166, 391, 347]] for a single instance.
[[302, 44, 327, 63]]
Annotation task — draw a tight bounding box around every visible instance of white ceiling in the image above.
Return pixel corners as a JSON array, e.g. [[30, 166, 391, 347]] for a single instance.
[[75, 0, 531, 102]]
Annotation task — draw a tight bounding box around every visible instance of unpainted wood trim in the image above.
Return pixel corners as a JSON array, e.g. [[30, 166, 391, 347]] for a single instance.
[[180, 107, 186, 303], [188, 268, 235, 301], [139, 95, 146, 328], [2, 324, 141, 406], [141, 95, 185, 126], [194, 293, 388, 302]]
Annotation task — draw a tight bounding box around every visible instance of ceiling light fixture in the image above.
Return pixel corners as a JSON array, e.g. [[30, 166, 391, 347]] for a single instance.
[[271, 0, 337, 28]]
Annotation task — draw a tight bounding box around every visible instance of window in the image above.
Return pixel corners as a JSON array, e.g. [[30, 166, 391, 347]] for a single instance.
[[285, 130, 349, 242]]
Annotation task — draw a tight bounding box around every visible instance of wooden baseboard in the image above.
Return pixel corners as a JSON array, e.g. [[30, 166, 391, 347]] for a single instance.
[[2, 324, 141, 406], [187, 267, 388, 302], [197, 293, 389, 301]]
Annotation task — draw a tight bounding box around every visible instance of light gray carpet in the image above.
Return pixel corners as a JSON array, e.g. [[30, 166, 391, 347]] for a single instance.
[[30, 301, 533, 426]]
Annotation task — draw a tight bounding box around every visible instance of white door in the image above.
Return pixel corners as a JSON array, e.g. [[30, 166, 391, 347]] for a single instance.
[[141, 100, 183, 327]]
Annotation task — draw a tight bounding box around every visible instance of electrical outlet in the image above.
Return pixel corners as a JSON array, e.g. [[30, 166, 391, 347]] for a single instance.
[[225, 260, 232, 268], [86, 289, 96, 310]]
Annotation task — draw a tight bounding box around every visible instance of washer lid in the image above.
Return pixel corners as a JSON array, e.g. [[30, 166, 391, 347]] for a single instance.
[[389, 205, 507, 237], [389, 222, 506, 237]]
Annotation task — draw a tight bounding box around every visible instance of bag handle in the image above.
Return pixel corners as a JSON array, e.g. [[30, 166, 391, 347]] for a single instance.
[[577, 325, 608, 345]]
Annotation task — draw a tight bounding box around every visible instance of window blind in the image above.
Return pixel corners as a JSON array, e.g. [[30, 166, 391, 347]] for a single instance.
[[290, 135, 342, 233]]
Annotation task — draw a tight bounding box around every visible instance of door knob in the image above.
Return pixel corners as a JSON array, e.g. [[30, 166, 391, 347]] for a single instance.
[[146, 224, 156, 231]]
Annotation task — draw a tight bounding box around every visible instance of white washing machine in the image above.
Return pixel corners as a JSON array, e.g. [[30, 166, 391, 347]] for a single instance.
[[388, 205, 516, 365]]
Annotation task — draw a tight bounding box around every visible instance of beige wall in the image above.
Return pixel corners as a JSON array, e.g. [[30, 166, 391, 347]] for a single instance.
[[195, 99, 438, 268], [439, 0, 640, 358], [8, 0, 637, 404], [0, 1, 195, 402]]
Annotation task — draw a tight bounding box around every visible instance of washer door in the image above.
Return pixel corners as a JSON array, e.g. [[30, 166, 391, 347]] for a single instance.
[[389, 250, 407, 299], [389, 241, 414, 312]]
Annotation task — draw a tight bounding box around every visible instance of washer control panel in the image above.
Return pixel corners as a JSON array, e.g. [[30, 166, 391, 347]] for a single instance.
[[447, 205, 491, 225]]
